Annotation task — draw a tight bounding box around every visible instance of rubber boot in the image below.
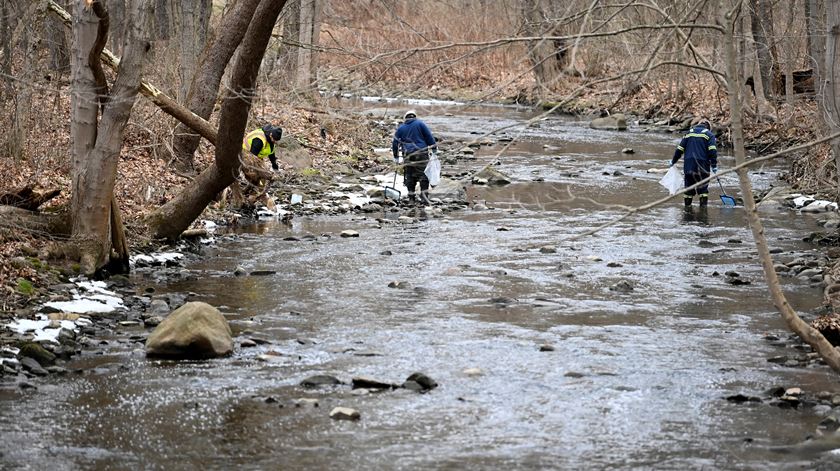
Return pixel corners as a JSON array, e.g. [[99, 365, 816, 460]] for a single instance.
[[699, 196, 708, 207], [420, 190, 431, 205], [407, 194, 416, 206], [684, 197, 693, 207]]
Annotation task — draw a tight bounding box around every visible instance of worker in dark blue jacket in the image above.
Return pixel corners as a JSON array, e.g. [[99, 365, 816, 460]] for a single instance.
[[392, 110, 437, 205], [671, 119, 718, 207]]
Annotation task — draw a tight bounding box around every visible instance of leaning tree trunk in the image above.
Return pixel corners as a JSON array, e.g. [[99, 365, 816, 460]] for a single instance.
[[148, 0, 288, 240], [169, 0, 262, 171], [71, 0, 152, 275], [721, 2, 840, 373]]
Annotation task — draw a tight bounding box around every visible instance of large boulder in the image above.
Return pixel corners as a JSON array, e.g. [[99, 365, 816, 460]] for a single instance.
[[145, 302, 233, 359], [589, 113, 628, 131]]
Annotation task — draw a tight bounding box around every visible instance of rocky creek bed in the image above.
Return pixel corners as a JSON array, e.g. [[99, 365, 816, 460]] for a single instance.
[[4, 103, 840, 468]]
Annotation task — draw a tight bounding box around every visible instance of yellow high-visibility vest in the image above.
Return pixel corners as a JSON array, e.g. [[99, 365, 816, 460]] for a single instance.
[[242, 129, 273, 158]]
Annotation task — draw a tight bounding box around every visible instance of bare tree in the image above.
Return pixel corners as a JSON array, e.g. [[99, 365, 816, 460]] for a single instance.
[[749, 0, 778, 99], [279, 0, 324, 96], [46, 0, 71, 73], [521, 0, 564, 95], [175, 0, 211, 103], [109, 0, 125, 55], [822, 1, 840, 189], [70, 0, 152, 275], [169, 0, 263, 171], [720, 0, 840, 372], [147, 0, 288, 240]]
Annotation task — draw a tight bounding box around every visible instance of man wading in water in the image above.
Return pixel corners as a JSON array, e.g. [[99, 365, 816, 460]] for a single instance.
[[671, 119, 718, 207], [392, 110, 437, 206]]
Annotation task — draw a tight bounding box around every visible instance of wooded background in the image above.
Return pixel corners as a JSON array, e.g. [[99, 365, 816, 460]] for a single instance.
[[0, 0, 837, 291]]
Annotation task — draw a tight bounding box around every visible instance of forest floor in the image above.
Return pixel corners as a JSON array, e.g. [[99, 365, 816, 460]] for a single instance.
[[0, 69, 836, 313]]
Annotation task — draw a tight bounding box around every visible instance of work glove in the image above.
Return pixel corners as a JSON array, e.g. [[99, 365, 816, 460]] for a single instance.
[[711, 167, 718, 175], [398, 156, 404, 165]]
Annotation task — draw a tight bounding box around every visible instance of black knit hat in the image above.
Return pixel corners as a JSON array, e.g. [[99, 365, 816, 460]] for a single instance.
[[262, 124, 282, 141]]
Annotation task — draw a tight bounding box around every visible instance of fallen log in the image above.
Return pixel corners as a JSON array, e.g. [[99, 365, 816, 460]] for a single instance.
[[0, 186, 61, 211]]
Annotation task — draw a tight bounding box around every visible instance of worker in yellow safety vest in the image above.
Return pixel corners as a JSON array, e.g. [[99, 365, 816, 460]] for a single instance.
[[242, 124, 283, 170]]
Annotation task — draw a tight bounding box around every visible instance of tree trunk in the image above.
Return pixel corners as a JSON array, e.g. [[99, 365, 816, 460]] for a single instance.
[[46, 0, 71, 73], [293, 0, 323, 95], [12, 26, 31, 163], [521, 0, 563, 96], [155, 0, 171, 39], [148, 0, 288, 240], [49, 0, 219, 147], [807, 0, 813, 63], [0, 1, 12, 99], [71, 0, 152, 275], [749, 0, 778, 98], [809, 0, 825, 82], [108, 196, 129, 274], [109, 0, 125, 56], [169, 0, 262, 171], [783, 0, 797, 104], [564, 0, 597, 77], [279, 0, 301, 85], [721, 2, 840, 373], [176, 0, 211, 103], [826, 2, 840, 189]]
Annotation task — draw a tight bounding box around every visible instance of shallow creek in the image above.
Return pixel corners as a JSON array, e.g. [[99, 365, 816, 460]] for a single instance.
[[2, 102, 837, 469]]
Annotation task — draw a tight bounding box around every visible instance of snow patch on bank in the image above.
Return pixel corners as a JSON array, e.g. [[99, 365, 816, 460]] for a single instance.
[[788, 194, 839, 213], [5, 315, 93, 343], [130, 252, 184, 268], [359, 96, 465, 107], [42, 280, 125, 314]]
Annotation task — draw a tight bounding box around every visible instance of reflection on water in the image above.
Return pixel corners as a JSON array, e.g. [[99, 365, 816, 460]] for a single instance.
[[1, 104, 837, 470], [682, 206, 711, 226]]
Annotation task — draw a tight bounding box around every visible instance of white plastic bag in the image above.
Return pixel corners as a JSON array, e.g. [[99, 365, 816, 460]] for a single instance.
[[659, 166, 682, 195], [424, 153, 441, 187]]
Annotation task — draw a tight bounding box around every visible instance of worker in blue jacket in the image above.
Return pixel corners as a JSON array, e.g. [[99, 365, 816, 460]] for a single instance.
[[392, 110, 437, 205], [671, 119, 718, 207]]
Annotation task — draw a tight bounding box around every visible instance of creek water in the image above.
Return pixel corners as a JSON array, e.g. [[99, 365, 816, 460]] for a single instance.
[[2, 103, 838, 470]]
